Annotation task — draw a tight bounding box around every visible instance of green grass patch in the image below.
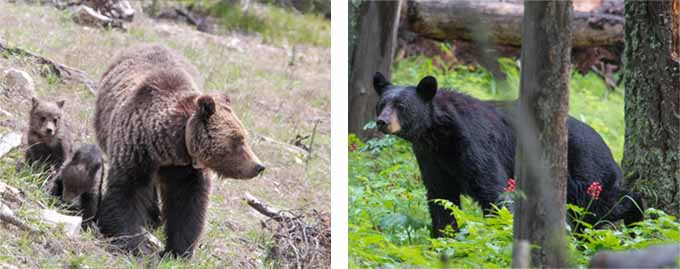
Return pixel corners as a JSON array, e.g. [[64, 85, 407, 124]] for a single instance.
[[183, 0, 329, 47], [349, 135, 680, 268]]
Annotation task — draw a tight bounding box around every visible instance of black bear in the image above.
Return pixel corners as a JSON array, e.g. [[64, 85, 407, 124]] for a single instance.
[[373, 72, 643, 237], [94, 44, 265, 257], [50, 144, 104, 229]]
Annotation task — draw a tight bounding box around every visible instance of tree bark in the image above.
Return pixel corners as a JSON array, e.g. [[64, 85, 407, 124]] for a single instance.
[[621, 0, 680, 216], [348, 1, 401, 138], [405, 0, 622, 47], [512, 1, 571, 268]]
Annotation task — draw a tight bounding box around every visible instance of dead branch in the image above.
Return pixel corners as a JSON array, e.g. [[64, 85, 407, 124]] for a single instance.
[[0, 181, 25, 206], [0, 202, 40, 234], [253, 133, 308, 156], [244, 192, 295, 221], [0, 39, 97, 95], [244, 191, 330, 267]]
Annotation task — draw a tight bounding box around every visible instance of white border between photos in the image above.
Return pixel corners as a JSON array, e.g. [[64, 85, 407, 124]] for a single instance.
[[330, 0, 349, 268]]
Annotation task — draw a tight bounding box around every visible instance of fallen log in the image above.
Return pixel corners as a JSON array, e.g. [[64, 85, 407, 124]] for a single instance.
[[0, 39, 97, 95], [405, 0, 623, 47], [589, 244, 680, 268]]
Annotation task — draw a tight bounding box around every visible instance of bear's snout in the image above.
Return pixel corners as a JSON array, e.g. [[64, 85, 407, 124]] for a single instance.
[[377, 106, 401, 134], [255, 164, 266, 174]]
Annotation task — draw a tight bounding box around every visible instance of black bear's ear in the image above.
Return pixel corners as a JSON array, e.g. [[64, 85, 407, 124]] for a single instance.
[[196, 96, 215, 119], [373, 72, 391, 95], [416, 76, 437, 102]]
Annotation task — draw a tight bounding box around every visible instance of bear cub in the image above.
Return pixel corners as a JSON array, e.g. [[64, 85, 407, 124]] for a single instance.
[[51, 144, 104, 228], [24, 97, 72, 173]]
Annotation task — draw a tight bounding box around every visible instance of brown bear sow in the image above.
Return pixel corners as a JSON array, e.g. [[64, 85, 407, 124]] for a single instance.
[[25, 97, 72, 172], [94, 44, 265, 258]]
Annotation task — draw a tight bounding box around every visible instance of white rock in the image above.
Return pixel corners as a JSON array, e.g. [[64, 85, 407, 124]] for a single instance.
[[0, 131, 22, 158], [40, 209, 82, 238], [1, 68, 35, 100]]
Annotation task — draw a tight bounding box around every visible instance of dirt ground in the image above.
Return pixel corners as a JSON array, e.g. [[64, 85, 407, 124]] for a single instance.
[[0, 2, 329, 267]]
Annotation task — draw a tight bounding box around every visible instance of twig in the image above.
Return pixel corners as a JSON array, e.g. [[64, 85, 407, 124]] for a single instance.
[[304, 120, 320, 172], [244, 192, 294, 221], [253, 133, 308, 156], [0, 39, 97, 95], [0, 202, 40, 234]]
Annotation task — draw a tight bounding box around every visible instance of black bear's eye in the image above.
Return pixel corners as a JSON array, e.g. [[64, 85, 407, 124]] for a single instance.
[[53, 118, 58, 124], [394, 103, 405, 110], [41, 116, 46, 122]]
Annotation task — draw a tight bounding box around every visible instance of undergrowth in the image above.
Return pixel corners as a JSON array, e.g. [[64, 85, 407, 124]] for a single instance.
[[348, 57, 680, 268]]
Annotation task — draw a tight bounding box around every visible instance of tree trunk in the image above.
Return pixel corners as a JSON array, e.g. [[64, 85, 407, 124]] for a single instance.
[[405, 0, 622, 47], [348, 1, 401, 138], [621, 0, 680, 216], [512, 1, 571, 268]]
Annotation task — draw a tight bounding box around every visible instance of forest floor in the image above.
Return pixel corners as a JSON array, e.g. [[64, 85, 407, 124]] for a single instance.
[[0, 1, 329, 268], [348, 56, 680, 268]]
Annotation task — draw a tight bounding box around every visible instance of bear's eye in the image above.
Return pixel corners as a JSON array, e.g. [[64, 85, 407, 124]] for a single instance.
[[394, 102, 405, 110], [41, 116, 46, 122], [53, 118, 58, 124]]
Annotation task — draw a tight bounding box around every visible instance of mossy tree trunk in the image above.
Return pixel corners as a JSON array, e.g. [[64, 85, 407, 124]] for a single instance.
[[621, 0, 680, 216], [512, 1, 571, 268], [348, 0, 401, 138]]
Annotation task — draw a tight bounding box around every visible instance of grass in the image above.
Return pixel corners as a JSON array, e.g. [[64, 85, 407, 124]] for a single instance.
[[178, 0, 330, 47], [348, 56, 679, 268], [0, 1, 328, 268]]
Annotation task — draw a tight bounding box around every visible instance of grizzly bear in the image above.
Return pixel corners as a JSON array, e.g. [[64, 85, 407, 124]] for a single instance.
[[24, 97, 72, 173], [50, 144, 104, 229], [373, 73, 644, 237], [94, 44, 265, 257]]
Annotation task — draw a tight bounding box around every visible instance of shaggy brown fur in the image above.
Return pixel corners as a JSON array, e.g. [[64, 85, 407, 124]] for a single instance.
[[94, 44, 264, 257], [50, 144, 104, 229], [25, 97, 72, 172]]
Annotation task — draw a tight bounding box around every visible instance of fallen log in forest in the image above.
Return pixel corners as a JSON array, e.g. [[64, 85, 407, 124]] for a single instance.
[[589, 244, 680, 268], [404, 0, 623, 47]]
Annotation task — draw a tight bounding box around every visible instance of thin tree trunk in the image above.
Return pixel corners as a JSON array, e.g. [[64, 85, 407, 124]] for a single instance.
[[621, 0, 680, 216], [512, 1, 571, 268], [348, 1, 401, 138]]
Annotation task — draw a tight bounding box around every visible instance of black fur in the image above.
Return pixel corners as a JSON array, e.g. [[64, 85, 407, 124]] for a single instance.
[[97, 161, 209, 257], [158, 165, 210, 258], [51, 144, 104, 229], [374, 73, 644, 237]]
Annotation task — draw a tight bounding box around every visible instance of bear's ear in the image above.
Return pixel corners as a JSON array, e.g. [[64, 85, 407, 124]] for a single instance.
[[196, 96, 215, 119], [373, 72, 391, 95], [416, 76, 437, 102], [56, 100, 66, 109], [31, 97, 39, 108]]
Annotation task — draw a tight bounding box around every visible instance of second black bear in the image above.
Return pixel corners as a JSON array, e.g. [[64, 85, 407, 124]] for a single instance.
[[373, 73, 643, 237]]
